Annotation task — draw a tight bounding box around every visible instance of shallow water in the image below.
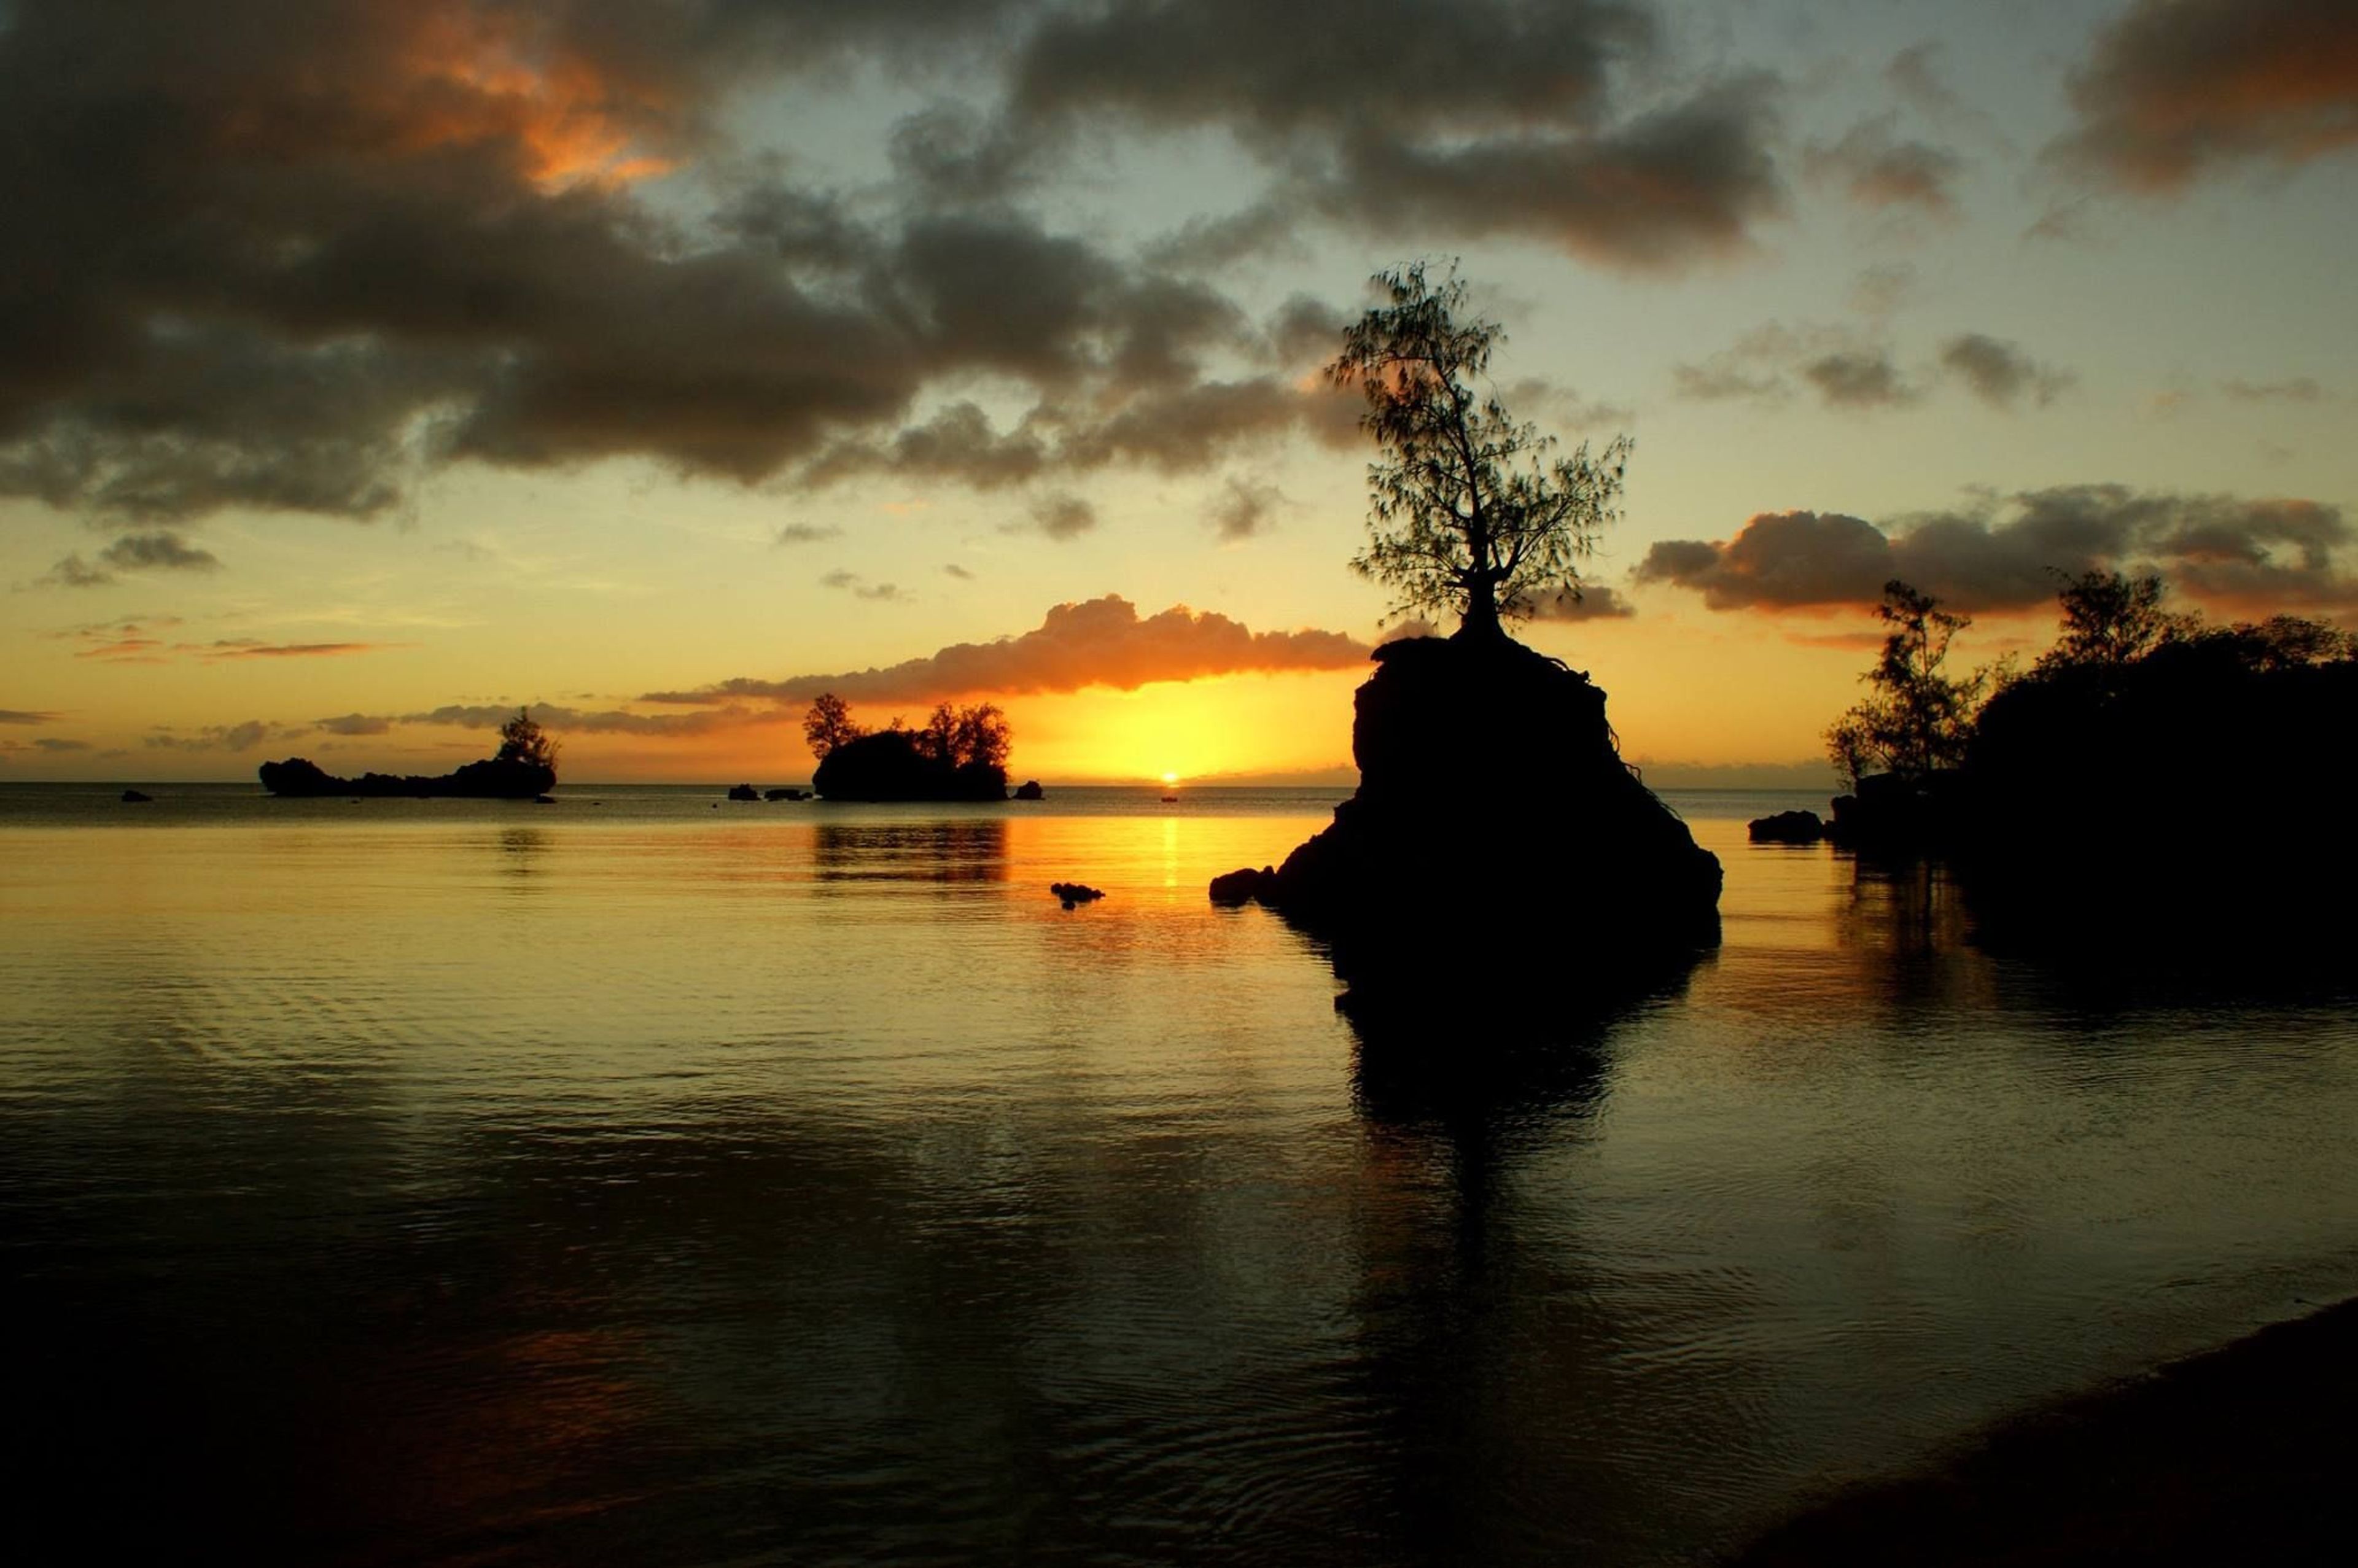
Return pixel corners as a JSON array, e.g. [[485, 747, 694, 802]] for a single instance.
[[4, 785, 2354, 1565]]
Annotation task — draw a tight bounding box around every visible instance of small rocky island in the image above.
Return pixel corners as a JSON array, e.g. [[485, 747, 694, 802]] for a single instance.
[[1209, 264, 1721, 1027], [1213, 630, 1722, 1017], [260, 708, 557, 799], [804, 696, 1013, 802]]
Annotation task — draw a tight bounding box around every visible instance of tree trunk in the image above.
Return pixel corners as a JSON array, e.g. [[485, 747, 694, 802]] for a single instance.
[[1458, 575, 1504, 640]]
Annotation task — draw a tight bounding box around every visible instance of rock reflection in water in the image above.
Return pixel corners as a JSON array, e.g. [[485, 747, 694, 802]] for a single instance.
[[812, 817, 1010, 885]]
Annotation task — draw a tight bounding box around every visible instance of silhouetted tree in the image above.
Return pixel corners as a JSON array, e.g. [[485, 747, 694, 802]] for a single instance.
[[495, 707, 558, 773], [2037, 570, 2186, 670], [1330, 261, 1630, 638], [1826, 581, 1990, 788], [803, 693, 865, 757], [952, 703, 1011, 770]]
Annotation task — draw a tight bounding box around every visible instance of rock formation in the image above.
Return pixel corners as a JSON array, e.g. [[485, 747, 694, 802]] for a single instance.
[[1212, 632, 1721, 1018], [259, 755, 554, 799], [811, 731, 1008, 802], [1748, 809, 1826, 844]]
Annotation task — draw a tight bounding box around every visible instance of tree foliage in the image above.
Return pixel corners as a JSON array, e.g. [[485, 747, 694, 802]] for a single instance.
[[494, 707, 558, 772], [2036, 570, 2185, 670], [1826, 581, 1991, 788], [1329, 262, 1630, 636], [917, 701, 1012, 770], [803, 693, 864, 758]]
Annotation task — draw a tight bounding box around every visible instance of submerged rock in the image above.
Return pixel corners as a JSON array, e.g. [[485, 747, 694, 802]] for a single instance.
[[1748, 809, 1825, 844], [1210, 631, 1721, 1013]]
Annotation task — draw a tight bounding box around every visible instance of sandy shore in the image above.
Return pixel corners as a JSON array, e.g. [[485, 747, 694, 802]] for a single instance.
[[1723, 1297, 2358, 1566]]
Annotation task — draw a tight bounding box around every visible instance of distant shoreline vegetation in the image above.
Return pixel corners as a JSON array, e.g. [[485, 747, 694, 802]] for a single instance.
[[259, 708, 559, 799], [804, 694, 1023, 802]]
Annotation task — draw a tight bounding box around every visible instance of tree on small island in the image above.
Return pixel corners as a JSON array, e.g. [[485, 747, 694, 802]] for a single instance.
[[1824, 580, 1993, 790], [1332, 261, 1631, 638], [496, 707, 559, 772], [804, 693, 1013, 801]]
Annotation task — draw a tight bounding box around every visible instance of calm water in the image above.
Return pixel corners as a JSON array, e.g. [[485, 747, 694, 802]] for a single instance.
[[4, 783, 2354, 1566]]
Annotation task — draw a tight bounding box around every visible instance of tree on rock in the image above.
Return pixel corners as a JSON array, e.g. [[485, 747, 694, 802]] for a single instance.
[[496, 708, 559, 774], [1331, 262, 1631, 638]]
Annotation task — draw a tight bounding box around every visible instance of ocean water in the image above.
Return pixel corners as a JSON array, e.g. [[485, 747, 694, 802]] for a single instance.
[[3, 783, 2354, 1566]]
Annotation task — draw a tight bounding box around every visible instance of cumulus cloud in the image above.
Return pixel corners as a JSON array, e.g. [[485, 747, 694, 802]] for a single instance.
[[1804, 349, 1918, 409], [641, 594, 1372, 707], [1806, 115, 1965, 215], [1940, 334, 2074, 409], [2052, 0, 2358, 192], [1636, 486, 2357, 614]]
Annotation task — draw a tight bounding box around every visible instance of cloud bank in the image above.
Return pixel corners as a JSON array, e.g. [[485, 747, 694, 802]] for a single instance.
[[642, 594, 1372, 707], [1636, 486, 2357, 615]]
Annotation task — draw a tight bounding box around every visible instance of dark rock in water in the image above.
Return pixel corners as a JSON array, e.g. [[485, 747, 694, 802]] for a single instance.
[[1049, 881, 1105, 909], [259, 755, 554, 799], [764, 787, 809, 801], [812, 730, 1008, 802], [726, 783, 760, 801], [1208, 866, 1276, 906], [1208, 631, 1721, 1015], [1012, 779, 1045, 801], [1824, 770, 1964, 855], [120, 789, 154, 804], [1748, 809, 1825, 844]]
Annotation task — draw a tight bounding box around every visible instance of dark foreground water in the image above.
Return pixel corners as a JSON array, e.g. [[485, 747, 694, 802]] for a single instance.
[[4, 784, 2354, 1566]]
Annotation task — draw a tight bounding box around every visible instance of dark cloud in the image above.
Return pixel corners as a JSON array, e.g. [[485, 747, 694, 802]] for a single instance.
[[1806, 115, 1964, 215], [2052, 0, 2358, 192], [1940, 333, 2073, 409], [0, 1, 1361, 527], [2221, 377, 2330, 404], [775, 523, 843, 546], [820, 570, 909, 602], [397, 702, 778, 737], [1637, 486, 2357, 613], [42, 529, 223, 586], [316, 713, 393, 736], [1010, 2, 1781, 271], [34, 737, 91, 753], [1520, 584, 1636, 621], [1802, 349, 1917, 409], [640, 594, 1372, 706], [1678, 324, 2069, 412], [1207, 478, 1283, 540], [942, 563, 975, 580], [0, 710, 64, 725], [1022, 493, 1098, 541], [143, 720, 286, 753]]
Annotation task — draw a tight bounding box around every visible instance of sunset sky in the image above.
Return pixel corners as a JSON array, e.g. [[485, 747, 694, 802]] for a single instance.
[[3, 0, 2353, 783]]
